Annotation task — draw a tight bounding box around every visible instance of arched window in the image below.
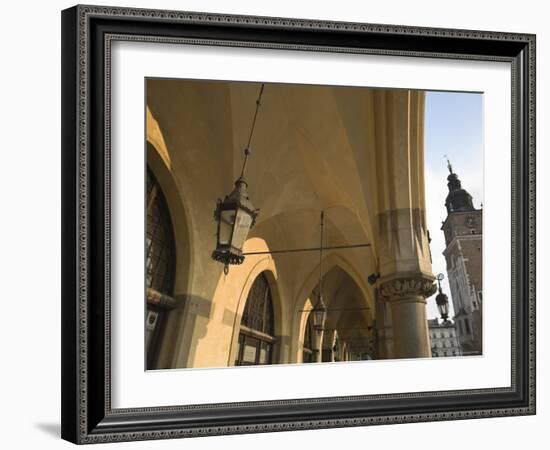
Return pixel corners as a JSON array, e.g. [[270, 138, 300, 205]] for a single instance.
[[235, 273, 276, 366], [302, 313, 314, 363], [146, 168, 175, 293], [146, 167, 176, 369]]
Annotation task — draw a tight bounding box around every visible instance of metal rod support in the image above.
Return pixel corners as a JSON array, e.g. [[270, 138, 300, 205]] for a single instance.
[[242, 242, 371, 256], [298, 307, 371, 313]]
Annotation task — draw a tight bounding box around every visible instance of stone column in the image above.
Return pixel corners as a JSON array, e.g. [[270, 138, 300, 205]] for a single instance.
[[314, 330, 324, 363], [372, 90, 435, 359], [375, 289, 394, 359], [379, 276, 436, 358]]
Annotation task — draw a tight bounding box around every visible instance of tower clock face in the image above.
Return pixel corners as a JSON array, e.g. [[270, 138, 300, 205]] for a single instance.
[[465, 215, 477, 227]]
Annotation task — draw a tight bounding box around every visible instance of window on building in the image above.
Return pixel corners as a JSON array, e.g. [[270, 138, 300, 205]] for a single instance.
[[235, 273, 276, 366], [146, 167, 176, 369], [465, 319, 471, 335]]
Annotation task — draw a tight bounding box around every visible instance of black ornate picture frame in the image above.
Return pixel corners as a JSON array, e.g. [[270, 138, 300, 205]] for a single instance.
[[61, 4, 536, 444]]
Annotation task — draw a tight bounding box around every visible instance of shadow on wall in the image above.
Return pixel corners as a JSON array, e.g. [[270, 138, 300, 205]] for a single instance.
[[152, 293, 213, 370]]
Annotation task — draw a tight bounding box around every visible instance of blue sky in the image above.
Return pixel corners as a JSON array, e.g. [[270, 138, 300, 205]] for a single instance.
[[424, 91, 483, 319]]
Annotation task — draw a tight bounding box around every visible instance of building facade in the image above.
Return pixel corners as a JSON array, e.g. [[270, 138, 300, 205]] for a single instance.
[[145, 79, 437, 369], [440, 163, 483, 356], [427, 319, 461, 357]]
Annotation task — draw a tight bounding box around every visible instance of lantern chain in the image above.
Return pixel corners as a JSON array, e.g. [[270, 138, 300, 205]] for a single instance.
[[319, 210, 324, 305], [240, 83, 265, 180]]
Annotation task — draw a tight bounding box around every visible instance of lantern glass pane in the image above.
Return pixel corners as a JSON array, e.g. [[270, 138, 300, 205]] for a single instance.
[[219, 209, 235, 245], [230, 208, 252, 251], [314, 310, 325, 329], [438, 300, 449, 317]]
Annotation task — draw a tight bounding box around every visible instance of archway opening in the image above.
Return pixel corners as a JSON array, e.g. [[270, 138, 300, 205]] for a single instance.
[[305, 266, 374, 362]]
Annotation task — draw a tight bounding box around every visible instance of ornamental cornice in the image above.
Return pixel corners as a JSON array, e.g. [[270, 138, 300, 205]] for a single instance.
[[379, 275, 437, 300], [442, 233, 481, 256]]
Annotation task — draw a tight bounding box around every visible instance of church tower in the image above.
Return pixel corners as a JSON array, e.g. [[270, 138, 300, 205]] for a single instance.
[[440, 160, 482, 355]]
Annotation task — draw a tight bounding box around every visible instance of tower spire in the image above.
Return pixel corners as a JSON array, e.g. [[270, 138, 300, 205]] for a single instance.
[[444, 160, 474, 213], [445, 154, 453, 174]]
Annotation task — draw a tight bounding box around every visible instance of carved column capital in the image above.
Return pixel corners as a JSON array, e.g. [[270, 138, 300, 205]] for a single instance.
[[379, 274, 437, 301]]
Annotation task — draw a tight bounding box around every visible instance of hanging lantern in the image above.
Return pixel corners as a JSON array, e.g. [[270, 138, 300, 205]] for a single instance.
[[211, 84, 265, 274], [312, 294, 327, 335], [436, 291, 450, 322], [435, 273, 450, 322], [313, 211, 327, 335], [212, 177, 258, 273]]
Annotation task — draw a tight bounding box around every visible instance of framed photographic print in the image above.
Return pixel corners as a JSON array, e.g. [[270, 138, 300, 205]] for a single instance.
[[61, 4, 536, 444]]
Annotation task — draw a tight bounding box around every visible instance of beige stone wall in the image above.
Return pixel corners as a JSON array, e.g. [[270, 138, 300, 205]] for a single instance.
[[146, 79, 434, 368]]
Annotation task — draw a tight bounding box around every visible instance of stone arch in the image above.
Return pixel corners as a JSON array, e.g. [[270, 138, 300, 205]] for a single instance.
[[146, 128, 194, 296], [289, 252, 375, 363], [297, 297, 314, 363], [226, 242, 285, 366], [146, 111, 196, 368]]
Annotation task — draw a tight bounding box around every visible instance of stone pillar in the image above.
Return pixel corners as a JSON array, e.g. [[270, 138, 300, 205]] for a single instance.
[[321, 329, 336, 362], [375, 289, 394, 359], [372, 90, 435, 359], [379, 276, 436, 358], [314, 330, 324, 363]]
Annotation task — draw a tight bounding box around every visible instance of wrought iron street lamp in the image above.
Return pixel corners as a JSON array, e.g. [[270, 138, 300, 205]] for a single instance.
[[312, 295, 327, 335], [212, 177, 258, 273], [435, 273, 450, 323], [212, 85, 264, 274]]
